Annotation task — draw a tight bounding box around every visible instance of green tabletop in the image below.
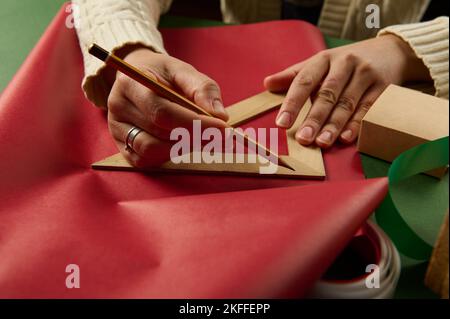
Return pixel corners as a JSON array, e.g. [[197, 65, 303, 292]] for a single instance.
[[1, 0, 447, 299]]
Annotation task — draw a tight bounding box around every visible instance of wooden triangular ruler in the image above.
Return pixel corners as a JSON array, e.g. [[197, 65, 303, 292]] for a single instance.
[[92, 91, 325, 179]]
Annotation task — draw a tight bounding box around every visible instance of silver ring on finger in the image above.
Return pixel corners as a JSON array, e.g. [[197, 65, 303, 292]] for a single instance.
[[125, 126, 143, 153]]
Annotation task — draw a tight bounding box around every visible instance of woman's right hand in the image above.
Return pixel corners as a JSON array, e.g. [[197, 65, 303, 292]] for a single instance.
[[106, 47, 229, 168]]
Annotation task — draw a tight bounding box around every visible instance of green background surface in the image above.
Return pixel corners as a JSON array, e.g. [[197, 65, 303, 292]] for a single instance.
[[1, 0, 448, 299]]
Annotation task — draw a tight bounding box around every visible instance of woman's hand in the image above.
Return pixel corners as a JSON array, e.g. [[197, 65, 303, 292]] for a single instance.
[[106, 47, 228, 168], [265, 34, 431, 148]]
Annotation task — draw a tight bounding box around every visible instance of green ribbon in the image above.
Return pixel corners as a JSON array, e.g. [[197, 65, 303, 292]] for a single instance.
[[376, 136, 449, 261]]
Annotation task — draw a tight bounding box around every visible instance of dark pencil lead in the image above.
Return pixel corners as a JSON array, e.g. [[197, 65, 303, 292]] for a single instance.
[[88, 43, 109, 62]]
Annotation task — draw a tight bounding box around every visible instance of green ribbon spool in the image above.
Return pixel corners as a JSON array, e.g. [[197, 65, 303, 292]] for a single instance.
[[376, 136, 449, 261]]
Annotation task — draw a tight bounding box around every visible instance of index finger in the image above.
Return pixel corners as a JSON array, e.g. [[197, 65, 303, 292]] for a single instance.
[[275, 53, 330, 129]]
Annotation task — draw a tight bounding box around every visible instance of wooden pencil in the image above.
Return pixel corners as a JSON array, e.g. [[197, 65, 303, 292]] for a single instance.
[[88, 43, 294, 171]]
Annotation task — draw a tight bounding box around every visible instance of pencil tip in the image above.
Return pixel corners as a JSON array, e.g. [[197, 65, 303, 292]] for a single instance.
[[279, 158, 295, 171], [88, 43, 109, 62]]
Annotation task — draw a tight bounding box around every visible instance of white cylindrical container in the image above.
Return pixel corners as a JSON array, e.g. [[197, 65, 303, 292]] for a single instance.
[[308, 221, 401, 299]]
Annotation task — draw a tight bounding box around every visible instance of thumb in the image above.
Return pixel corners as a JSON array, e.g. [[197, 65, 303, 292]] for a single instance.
[[264, 63, 304, 92], [170, 63, 228, 122], [193, 80, 229, 122]]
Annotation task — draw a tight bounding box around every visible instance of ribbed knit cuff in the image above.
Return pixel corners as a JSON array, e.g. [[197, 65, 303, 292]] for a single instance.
[[74, 0, 169, 107], [317, 0, 351, 38], [378, 17, 449, 99], [80, 19, 166, 107]]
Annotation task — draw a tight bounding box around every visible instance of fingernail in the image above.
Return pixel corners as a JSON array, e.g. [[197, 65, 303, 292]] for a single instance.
[[340, 129, 353, 141], [212, 99, 225, 114], [317, 131, 333, 144], [276, 112, 292, 127], [297, 126, 314, 141]]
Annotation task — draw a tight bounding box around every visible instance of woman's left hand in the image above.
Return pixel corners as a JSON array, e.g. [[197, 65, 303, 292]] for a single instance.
[[264, 34, 431, 148]]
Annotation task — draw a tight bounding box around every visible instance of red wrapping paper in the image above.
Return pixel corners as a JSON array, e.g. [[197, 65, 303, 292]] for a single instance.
[[0, 5, 388, 298]]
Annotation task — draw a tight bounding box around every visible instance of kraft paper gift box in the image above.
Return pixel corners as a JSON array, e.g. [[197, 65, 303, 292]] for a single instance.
[[357, 85, 449, 178]]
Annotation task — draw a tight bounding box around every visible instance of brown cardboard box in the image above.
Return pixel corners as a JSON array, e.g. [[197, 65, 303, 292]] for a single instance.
[[357, 85, 449, 178], [425, 213, 449, 299]]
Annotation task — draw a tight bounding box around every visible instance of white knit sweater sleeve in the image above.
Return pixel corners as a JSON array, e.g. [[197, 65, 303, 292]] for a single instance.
[[72, 0, 173, 107], [378, 17, 449, 99]]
